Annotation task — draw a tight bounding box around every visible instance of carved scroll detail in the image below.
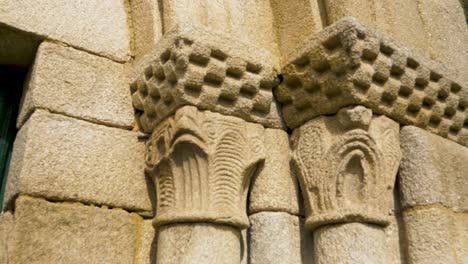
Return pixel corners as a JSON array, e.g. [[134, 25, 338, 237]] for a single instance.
[[147, 106, 264, 229], [292, 106, 401, 231]]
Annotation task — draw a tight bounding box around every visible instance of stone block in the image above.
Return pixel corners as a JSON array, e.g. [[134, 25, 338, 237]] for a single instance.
[[275, 17, 468, 146], [402, 205, 467, 264], [7, 196, 136, 264], [18, 41, 134, 129], [130, 0, 163, 63], [0, 212, 14, 264], [145, 106, 265, 228], [249, 128, 301, 215], [270, 0, 325, 63], [0, 0, 131, 62], [248, 212, 313, 264], [291, 106, 401, 231], [159, 0, 279, 61], [399, 125, 468, 211], [135, 219, 157, 264], [414, 0, 468, 85], [323, 0, 468, 85], [156, 223, 241, 264], [131, 25, 282, 132], [3, 110, 151, 213]]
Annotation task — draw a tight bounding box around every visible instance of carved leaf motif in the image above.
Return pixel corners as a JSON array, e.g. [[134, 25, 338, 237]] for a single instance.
[[294, 126, 323, 213], [211, 130, 246, 212]]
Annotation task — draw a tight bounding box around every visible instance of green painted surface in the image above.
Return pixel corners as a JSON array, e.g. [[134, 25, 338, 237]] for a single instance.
[[0, 66, 27, 211]]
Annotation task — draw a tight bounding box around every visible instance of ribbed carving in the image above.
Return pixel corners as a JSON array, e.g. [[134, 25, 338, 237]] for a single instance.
[[330, 132, 380, 210], [146, 106, 264, 229], [157, 162, 176, 209], [173, 143, 209, 209], [212, 130, 245, 211]]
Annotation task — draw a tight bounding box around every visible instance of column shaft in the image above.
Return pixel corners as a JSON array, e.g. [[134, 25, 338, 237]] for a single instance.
[[157, 223, 241, 264]]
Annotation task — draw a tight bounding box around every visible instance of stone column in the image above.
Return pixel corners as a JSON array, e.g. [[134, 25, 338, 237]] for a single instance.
[[130, 23, 280, 264], [143, 106, 264, 264], [291, 106, 401, 264]]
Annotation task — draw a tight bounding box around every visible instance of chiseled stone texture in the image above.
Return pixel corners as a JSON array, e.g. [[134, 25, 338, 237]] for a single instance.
[[131, 24, 282, 132], [249, 128, 301, 215], [0, 0, 131, 62], [292, 106, 401, 230], [145, 106, 265, 229], [135, 219, 157, 264], [323, 0, 468, 85], [0, 212, 14, 264], [248, 212, 313, 264], [3, 110, 150, 213], [313, 222, 392, 264], [156, 223, 241, 264], [17, 41, 134, 129], [8, 196, 137, 264], [159, 0, 279, 63], [270, 0, 325, 63], [402, 205, 468, 264], [130, 0, 163, 63], [399, 126, 468, 212], [275, 17, 468, 146]]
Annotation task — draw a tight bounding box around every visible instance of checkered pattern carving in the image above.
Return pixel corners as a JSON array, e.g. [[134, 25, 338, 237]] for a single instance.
[[275, 18, 468, 146], [131, 37, 278, 133]]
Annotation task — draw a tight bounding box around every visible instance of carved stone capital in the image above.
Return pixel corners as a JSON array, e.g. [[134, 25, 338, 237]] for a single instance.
[[291, 106, 401, 231], [145, 106, 265, 229], [275, 17, 468, 146], [130, 25, 282, 133]]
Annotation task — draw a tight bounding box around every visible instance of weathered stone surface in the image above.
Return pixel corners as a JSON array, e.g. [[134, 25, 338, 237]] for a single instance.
[[413, 0, 468, 85], [130, 0, 163, 63], [159, 0, 279, 62], [292, 106, 401, 231], [402, 205, 467, 264], [248, 212, 313, 264], [313, 222, 391, 264], [275, 17, 468, 146], [0, 212, 14, 264], [3, 110, 150, 213], [131, 25, 282, 132], [145, 106, 264, 228], [270, 0, 325, 63], [135, 219, 157, 264], [323, 0, 468, 85], [17, 41, 134, 129], [400, 126, 468, 212], [8, 196, 136, 264], [0, 0, 131, 62], [249, 128, 301, 215], [156, 223, 241, 264]]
